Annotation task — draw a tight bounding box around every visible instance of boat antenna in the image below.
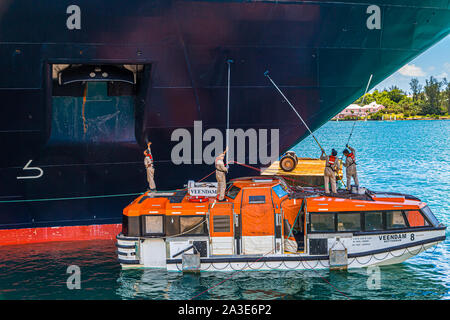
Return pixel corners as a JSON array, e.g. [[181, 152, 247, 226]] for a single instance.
[[226, 59, 233, 166], [264, 70, 325, 153], [346, 74, 373, 146]]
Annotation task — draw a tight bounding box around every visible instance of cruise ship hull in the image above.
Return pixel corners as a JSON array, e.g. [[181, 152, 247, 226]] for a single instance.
[[0, 0, 449, 244]]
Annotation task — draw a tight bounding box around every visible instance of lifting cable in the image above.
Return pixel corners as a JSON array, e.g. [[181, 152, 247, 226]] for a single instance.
[[264, 70, 325, 153], [346, 74, 373, 147], [264, 71, 347, 188], [225, 59, 233, 166], [337, 74, 372, 189]]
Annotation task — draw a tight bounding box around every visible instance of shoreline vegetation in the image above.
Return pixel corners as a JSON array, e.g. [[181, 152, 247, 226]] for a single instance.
[[337, 76, 450, 121]]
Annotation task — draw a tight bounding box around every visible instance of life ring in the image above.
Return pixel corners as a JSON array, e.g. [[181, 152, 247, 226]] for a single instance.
[[280, 153, 298, 172], [188, 196, 208, 202]]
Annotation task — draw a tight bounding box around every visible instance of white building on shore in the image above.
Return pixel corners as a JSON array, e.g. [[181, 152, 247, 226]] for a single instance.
[[334, 101, 385, 119]]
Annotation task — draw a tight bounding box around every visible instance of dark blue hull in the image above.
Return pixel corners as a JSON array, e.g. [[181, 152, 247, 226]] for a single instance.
[[0, 0, 449, 234]]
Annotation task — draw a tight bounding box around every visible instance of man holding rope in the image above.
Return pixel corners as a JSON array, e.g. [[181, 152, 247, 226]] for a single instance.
[[144, 142, 156, 191], [215, 147, 228, 201], [320, 149, 340, 194], [343, 145, 359, 190]]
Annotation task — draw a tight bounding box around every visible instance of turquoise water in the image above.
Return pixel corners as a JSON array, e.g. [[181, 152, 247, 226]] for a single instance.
[[0, 120, 449, 300]]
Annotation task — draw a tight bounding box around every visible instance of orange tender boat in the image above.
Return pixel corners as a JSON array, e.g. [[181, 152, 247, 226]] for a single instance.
[[116, 176, 446, 271]]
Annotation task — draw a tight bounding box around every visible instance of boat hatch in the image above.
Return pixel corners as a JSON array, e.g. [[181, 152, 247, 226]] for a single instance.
[[252, 178, 274, 183], [370, 193, 405, 203], [49, 63, 150, 144], [58, 65, 135, 85]]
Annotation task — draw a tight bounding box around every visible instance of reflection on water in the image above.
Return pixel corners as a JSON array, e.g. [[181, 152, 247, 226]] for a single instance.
[[0, 121, 449, 299], [115, 259, 448, 300], [0, 239, 447, 300]]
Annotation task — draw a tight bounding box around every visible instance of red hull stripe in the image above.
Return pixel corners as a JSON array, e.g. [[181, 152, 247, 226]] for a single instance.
[[0, 224, 122, 246]]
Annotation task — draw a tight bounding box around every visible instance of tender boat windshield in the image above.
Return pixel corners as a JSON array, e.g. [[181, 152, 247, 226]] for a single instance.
[[272, 184, 288, 198], [421, 206, 441, 227], [226, 185, 241, 199]]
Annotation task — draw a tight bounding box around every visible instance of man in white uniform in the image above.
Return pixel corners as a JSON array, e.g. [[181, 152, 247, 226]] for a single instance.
[[144, 142, 156, 191], [215, 148, 228, 201]]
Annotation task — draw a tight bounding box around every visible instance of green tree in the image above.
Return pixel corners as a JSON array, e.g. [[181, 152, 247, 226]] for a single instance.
[[409, 78, 422, 101], [387, 86, 406, 103], [422, 76, 442, 115], [442, 78, 450, 114]]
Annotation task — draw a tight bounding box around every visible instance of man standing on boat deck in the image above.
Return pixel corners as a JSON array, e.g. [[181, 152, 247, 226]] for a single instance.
[[320, 149, 339, 194], [215, 147, 228, 201], [343, 145, 359, 190], [144, 142, 156, 191]]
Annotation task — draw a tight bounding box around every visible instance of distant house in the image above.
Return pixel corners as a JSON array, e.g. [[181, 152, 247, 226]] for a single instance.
[[334, 102, 385, 119]]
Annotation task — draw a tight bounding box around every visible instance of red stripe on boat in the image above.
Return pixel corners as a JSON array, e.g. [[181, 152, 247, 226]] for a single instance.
[[0, 224, 122, 246]]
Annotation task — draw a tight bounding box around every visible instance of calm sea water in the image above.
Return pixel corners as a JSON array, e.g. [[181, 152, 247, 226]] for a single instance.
[[0, 120, 449, 300]]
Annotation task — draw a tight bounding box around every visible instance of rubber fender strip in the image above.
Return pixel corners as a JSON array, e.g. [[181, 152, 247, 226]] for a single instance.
[[116, 243, 136, 249], [116, 233, 140, 241], [118, 258, 140, 265]]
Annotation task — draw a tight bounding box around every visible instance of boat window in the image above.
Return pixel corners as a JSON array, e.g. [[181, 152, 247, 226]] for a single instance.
[[272, 184, 288, 198], [180, 216, 207, 235], [364, 212, 383, 231], [249, 195, 266, 204], [310, 213, 335, 232], [420, 206, 440, 227], [142, 215, 164, 235], [404, 210, 430, 227], [284, 219, 293, 236], [165, 216, 180, 236], [226, 185, 241, 200], [337, 213, 361, 232], [386, 211, 407, 229], [213, 215, 231, 233]]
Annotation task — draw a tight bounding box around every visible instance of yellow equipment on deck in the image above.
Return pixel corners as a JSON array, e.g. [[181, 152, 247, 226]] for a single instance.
[[261, 158, 343, 187]]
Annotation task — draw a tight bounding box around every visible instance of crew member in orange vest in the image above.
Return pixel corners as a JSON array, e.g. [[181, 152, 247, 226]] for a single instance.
[[320, 148, 339, 194], [343, 145, 358, 190], [144, 142, 156, 191]]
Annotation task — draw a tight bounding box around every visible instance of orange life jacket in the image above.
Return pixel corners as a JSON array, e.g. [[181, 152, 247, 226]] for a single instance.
[[328, 155, 336, 165], [145, 155, 153, 167], [347, 152, 356, 165]]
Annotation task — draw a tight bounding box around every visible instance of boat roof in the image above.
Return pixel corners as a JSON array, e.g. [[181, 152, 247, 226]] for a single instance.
[[230, 176, 425, 211], [305, 194, 424, 212], [229, 176, 281, 188], [124, 176, 425, 217]]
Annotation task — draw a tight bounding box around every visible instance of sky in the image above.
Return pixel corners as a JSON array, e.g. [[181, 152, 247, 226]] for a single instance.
[[372, 35, 450, 94]]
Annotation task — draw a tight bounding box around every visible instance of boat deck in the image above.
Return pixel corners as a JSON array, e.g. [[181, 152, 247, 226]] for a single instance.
[[261, 158, 344, 187], [261, 158, 343, 177]]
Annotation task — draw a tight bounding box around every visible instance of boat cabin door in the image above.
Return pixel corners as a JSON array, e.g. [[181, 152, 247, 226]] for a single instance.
[[240, 188, 276, 255], [209, 202, 234, 255], [281, 198, 305, 253]]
